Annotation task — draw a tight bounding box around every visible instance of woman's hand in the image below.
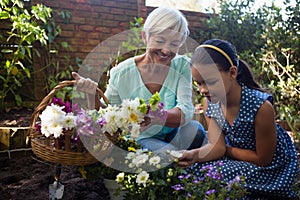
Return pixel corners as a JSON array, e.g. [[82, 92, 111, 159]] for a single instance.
[[72, 72, 98, 94], [177, 149, 198, 168]]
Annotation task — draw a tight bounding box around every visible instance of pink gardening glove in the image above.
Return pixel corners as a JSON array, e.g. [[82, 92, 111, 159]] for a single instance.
[[72, 72, 98, 95]]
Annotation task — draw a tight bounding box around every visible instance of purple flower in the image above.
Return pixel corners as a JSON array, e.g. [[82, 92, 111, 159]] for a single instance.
[[206, 189, 216, 195], [64, 101, 72, 113], [178, 175, 185, 180], [172, 184, 184, 191], [97, 118, 107, 127]]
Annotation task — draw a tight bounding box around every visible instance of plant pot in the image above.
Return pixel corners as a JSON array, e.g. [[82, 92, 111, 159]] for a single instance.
[[103, 178, 126, 200]]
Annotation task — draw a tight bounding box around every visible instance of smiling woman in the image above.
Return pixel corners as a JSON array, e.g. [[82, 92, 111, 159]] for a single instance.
[[72, 6, 207, 156]]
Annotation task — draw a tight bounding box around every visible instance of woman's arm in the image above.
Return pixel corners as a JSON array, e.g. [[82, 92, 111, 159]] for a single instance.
[[168, 60, 194, 128], [226, 100, 277, 166]]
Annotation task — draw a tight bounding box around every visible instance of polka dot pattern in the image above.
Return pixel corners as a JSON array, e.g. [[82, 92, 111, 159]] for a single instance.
[[189, 84, 299, 198]]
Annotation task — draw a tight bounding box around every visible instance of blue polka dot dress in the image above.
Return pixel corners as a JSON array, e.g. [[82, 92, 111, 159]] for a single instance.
[[188, 84, 299, 198]]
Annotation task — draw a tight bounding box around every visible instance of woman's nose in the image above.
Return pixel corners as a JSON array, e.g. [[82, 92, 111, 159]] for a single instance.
[[161, 48, 171, 55], [200, 85, 208, 95]]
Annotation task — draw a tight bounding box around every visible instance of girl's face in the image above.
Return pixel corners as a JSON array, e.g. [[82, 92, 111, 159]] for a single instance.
[[143, 30, 183, 66], [192, 64, 233, 104]]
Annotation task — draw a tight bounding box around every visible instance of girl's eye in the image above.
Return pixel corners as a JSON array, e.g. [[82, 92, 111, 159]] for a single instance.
[[171, 43, 179, 47]]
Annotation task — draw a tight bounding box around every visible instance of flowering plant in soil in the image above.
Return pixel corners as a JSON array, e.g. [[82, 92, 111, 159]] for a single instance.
[[172, 161, 248, 200], [116, 158, 247, 200]]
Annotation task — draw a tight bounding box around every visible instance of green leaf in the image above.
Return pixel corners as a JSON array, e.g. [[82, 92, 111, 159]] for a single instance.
[[0, 10, 9, 19]]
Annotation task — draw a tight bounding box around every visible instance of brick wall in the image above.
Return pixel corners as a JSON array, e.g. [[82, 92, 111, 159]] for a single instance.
[[7, 0, 208, 101]]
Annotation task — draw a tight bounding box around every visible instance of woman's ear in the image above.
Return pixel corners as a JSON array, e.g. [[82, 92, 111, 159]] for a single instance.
[[141, 31, 147, 45], [229, 66, 238, 80]]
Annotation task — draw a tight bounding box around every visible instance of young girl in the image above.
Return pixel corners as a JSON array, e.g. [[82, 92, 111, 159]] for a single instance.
[[178, 39, 299, 198]]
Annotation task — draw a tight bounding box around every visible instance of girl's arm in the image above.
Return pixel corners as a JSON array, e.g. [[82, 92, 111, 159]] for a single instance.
[[226, 100, 277, 166], [178, 98, 226, 167]]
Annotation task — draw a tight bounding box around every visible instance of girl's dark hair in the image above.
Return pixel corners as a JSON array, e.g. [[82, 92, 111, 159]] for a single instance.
[[191, 39, 263, 91]]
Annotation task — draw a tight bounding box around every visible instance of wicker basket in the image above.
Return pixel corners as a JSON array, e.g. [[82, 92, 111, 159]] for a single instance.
[[29, 80, 109, 166]]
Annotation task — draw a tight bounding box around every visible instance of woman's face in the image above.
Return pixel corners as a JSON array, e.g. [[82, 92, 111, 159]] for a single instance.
[[192, 64, 231, 104], [144, 29, 183, 66]]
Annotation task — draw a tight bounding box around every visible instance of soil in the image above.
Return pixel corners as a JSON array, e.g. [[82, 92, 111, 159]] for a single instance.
[[0, 107, 33, 127], [0, 108, 110, 200], [0, 155, 110, 200]]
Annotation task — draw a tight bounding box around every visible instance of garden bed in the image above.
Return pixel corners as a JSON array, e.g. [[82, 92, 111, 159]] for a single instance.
[[0, 153, 109, 200]]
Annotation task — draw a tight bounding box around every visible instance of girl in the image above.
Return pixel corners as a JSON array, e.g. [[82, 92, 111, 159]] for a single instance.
[[178, 39, 299, 198]]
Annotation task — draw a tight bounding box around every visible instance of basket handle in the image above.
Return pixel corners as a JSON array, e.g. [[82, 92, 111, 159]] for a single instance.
[[29, 80, 109, 131]]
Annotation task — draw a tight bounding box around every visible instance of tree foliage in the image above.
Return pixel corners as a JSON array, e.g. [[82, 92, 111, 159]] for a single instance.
[[192, 0, 300, 135]]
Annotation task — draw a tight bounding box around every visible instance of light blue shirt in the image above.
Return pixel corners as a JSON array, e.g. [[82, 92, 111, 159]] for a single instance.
[[104, 55, 194, 140]]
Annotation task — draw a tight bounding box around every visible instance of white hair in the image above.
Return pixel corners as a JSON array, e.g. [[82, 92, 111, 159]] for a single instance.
[[143, 7, 189, 42]]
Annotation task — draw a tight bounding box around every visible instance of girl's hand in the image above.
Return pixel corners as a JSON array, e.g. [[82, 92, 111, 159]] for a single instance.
[[177, 150, 197, 168], [72, 72, 98, 94]]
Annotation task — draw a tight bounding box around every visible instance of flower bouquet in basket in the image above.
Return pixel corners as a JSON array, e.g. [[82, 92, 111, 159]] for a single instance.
[[29, 80, 109, 166]]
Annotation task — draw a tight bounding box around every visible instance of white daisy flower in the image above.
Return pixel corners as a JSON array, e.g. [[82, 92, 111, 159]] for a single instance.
[[125, 152, 136, 160], [47, 121, 63, 138], [116, 172, 125, 183], [149, 156, 161, 166], [130, 123, 140, 139], [63, 113, 76, 130], [132, 153, 149, 167], [136, 171, 149, 186], [170, 150, 183, 158]]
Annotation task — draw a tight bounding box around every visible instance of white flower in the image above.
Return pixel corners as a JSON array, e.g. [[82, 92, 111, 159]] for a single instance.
[[132, 153, 149, 167], [116, 172, 125, 183], [39, 104, 67, 138], [170, 150, 183, 159], [101, 105, 119, 134], [125, 152, 136, 160], [121, 98, 144, 124], [128, 163, 135, 168], [149, 156, 161, 166], [41, 124, 51, 137], [47, 121, 64, 138], [136, 171, 149, 186], [130, 123, 140, 139], [63, 113, 76, 130]]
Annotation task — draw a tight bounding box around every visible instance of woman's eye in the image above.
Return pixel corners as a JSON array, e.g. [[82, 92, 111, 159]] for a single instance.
[[156, 40, 164, 44], [206, 80, 217, 85], [171, 43, 180, 47]]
